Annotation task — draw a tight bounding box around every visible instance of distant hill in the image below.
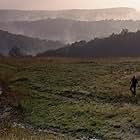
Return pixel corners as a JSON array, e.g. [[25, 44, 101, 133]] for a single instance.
[[0, 7, 138, 22], [1, 19, 140, 43], [38, 30, 140, 58], [0, 30, 64, 56]]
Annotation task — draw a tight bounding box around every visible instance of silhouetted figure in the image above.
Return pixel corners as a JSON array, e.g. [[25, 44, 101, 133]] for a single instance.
[[130, 76, 138, 96]]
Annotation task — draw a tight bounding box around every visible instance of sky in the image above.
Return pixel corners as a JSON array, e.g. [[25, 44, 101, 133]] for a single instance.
[[0, 0, 140, 10]]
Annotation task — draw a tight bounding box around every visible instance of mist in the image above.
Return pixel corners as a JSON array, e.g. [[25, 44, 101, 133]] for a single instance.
[[0, 0, 140, 10]]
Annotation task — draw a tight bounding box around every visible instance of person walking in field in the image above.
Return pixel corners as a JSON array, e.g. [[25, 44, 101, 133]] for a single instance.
[[130, 76, 138, 96]]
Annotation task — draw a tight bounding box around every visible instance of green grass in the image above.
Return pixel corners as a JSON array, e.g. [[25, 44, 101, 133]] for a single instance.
[[1, 57, 140, 139], [0, 122, 71, 140]]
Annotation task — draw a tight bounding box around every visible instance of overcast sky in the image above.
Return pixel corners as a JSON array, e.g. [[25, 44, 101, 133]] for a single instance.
[[0, 0, 140, 10]]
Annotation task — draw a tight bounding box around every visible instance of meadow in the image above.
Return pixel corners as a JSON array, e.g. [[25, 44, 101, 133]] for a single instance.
[[0, 57, 140, 140]]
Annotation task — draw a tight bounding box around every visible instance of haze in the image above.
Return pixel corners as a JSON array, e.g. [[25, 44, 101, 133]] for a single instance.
[[0, 0, 140, 10]]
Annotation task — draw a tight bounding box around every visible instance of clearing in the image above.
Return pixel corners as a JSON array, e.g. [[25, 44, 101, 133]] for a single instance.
[[0, 57, 140, 140]]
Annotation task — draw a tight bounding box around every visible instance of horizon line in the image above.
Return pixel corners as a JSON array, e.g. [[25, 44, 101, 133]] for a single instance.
[[0, 6, 137, 11]]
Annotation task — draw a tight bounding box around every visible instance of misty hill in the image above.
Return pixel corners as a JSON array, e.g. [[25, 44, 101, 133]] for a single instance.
[[0, 7, 138, 22], [38, 30, 140, 58], [1, 19, 140, 43], [0, 30, 64, 56]]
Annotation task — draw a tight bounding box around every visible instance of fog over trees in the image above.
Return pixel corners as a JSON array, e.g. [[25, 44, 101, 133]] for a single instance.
[[0, 30, 64, 56], [38, 30, 140, 57]]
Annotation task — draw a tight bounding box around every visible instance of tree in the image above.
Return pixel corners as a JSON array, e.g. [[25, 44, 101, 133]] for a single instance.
[[9, 46, 24, 57], [0, 52, 3, 57], [120, 29, 129, 36]]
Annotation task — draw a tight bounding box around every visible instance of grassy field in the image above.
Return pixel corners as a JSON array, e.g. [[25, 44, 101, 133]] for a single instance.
[[0, 122, 69, 140], [1, 57, 140, 140]]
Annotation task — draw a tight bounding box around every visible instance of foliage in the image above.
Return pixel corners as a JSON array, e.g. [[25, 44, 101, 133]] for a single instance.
[[41, 30, 140, 57], [0, 30, 64, 56]]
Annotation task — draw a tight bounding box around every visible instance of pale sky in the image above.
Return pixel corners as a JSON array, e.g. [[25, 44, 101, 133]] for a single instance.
[[0, 0, 140, 10]]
